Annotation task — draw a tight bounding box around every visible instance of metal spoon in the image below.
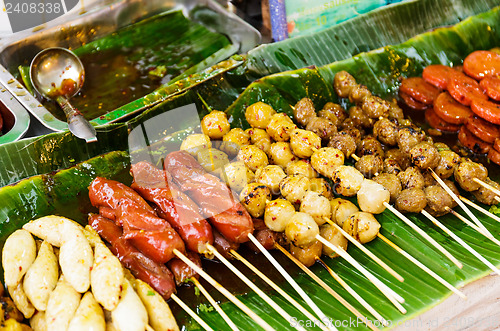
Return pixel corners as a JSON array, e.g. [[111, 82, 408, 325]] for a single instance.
[[30, 47, 97, 143]]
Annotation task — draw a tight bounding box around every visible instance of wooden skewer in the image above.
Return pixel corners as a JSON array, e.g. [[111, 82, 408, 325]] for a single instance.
[[323, 217, 404, 282], [171, 293, 215, 331], [229, 249, 331, 331], [247, 234, 338, 331], [351, 154, 360, 162], [172, 249, 275, 331], [315, 234, 407, 314], [430, 170, 492, 237], [420, 210, 500, 277], [191, 277, 239, 331], [383, 202, 463, 269], [315, 257, 388, 327], [495, 196, 500, 204], [473, 178, 500, 198], [377, 233, 466, 300], [274, 244, 382, 330], [445, 207, 500, 248], [275, 244, 387, 330], [206, 244, 307, 331], [460, 196, 500, 224]]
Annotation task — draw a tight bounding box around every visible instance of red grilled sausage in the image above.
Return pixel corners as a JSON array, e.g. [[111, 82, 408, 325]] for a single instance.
[[88, 214, 176, 299], [131, 161, 213, 254], [167, 251, 201, 286], [164, 151, 253, 243]]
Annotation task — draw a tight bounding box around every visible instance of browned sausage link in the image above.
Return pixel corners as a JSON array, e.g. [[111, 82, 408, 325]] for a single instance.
[[245, 229, 282, 252], [88, 214, 176, 299], [212, 229, 240, 260], [116, 199, 186, 264], [131, 161, 214, 254], [167, 252, 202, 286], [89, 177, 154, 219], [164, 151, 254, 243]]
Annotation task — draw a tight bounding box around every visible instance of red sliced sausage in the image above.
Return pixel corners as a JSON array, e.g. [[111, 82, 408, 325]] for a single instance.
[[458, 125, 491, 154], [164, 151, 253, 243], [470, 98, 500, 125], [425, 108, 461, 132], [400, 91, 428, 110], [433, 92, 473, 124], [448, 73, 488, 106], [488, 148, 500, 166], [480, 76, 500, 101], [116, 199, 185, 264], [167, 252, 201, 286], [463, 50, 500, 80], [131, 162, 214, 254], [400, 77, 440, 104], [89, 214, 176, 299], [89, 177, 154, 218], [465, 116, 500, 143], [422, 64, 459, 89]]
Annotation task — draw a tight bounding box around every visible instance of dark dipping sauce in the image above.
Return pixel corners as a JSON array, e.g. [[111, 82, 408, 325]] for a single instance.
[[43, 48, 167, 122]]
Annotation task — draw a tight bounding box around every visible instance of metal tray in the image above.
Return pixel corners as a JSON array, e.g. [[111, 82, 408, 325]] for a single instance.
[[0, 83, 30, 144], [0, 0, 260, 133]]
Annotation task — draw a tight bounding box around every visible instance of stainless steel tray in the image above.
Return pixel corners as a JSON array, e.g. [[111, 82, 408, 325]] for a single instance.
[[0, 83, 30, 144], [0, 0, 260, 134]]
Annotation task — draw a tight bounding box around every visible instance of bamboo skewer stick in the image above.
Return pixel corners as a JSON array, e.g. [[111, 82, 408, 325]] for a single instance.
[[171, 294, 215, 331], [495, 196, 500, 204], [191, 277, 239, 331], [323, 217, 404, 282], [420, 210, 500, 277], [205, 244, 307, 331], [247, 234, 338, 331], [473, 178, 500, 198], [315, 234, 407, 314], [445, 207, 500, 248], [377, 234, 466, 299], [383, 202, 463, 269], [430, 170, 492, 237], [460, 196, 500, 224], [316, 257, 388, 327], [274, 244, 384, 329], [173, 249, 275, 331], [229, 250, 331, 331]]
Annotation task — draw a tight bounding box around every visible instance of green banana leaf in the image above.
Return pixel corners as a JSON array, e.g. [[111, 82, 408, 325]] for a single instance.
[[246, 0, 500, 76], [1, 5, 500, 331]]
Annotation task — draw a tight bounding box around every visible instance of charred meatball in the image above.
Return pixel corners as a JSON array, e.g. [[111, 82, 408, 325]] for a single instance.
[[472, 178, 500, 205], [454, 160, 488, 191], [373, 118, 398, 146], [397, 126, 426, 155], [355, 155, 383, 178], [319, 102, 347, 127], [384, 158, 403, 175], [348, 106, 373, 129], [386, 148, 411, 170], [424, 185, 454, 217], [328, 132, 357, 158], [434, 150, 460, 179], [334, 71, 357, 98], [361, 95, 390, 119], [395, 188, 427, 213], [398, 167, 425, 189], [349, 85, 372, 104], [409, 142, 441, 170], [357, 136, 384, 157], [373, 173, 402, 203], [293, 97, 316, 127], [306, 117, 337, 141]]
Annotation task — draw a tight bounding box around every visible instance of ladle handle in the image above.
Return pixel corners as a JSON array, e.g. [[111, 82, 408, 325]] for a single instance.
[[56, 96, 97, 143]]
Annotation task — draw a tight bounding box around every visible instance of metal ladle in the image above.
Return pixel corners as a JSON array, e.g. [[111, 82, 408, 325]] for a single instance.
[[30, 47, 97, 143]]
